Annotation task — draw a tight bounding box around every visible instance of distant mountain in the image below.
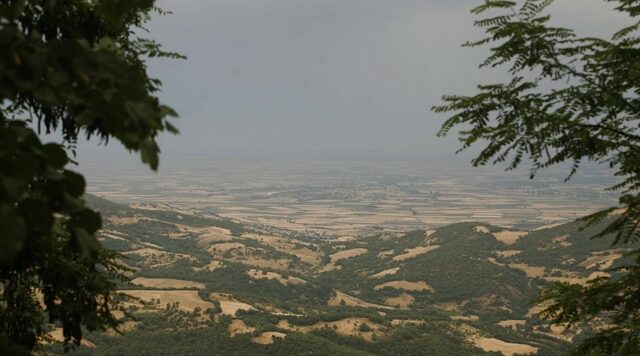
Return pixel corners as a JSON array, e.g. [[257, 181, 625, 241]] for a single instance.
[[45, 196, 626, 355]]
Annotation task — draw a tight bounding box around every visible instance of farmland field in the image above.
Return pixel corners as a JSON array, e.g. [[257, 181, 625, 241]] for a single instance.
[[83, 158, 617, 237]]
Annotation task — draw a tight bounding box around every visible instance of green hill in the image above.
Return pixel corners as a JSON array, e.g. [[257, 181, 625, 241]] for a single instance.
[[42, 196, 627, 355]]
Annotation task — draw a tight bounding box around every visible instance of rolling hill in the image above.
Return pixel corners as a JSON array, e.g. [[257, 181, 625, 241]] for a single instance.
[[43, 195, 629, 355]]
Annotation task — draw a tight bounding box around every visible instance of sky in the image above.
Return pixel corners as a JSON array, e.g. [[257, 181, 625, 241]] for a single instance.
[[76, 0, 630, 166]]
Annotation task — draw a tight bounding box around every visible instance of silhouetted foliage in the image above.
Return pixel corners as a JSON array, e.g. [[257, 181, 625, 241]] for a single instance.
[[0, 0, 181, 351], [434, 0, 640, 353]]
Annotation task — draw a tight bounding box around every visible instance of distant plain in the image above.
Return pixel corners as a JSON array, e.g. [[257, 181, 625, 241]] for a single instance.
[[83, 157, 617, 236]]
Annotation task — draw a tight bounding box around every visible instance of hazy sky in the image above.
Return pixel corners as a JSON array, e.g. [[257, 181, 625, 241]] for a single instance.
[[76, 0, 629, 165]]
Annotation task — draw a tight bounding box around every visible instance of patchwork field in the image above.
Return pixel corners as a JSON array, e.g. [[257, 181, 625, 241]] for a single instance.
[[85, 159, 617, 236], [52, 162, 624, 355]]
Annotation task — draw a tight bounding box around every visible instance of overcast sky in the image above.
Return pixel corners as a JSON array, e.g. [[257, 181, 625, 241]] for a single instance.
[[76, 0, 629, 166]]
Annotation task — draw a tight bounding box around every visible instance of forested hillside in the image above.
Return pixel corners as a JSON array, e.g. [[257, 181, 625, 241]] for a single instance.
[[42, 195, 628, 355]]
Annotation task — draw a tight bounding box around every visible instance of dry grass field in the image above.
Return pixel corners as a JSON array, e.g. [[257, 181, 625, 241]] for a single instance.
[[228, 319, 256, 337], [330, 248, 368, 262], [210, 293, 256, 316], [450, 315, 480, 321], [384, 293, 415, 308], [251, 332, 286, 345], [492, 230, 528, 245], [460, 324, 538, 356], [369, 267, 400, 279], [390, 319, 425, 326], [277, 317, 385, 341], [495, 250, 521, 258], [130, 277, 205, 289], [579, 251, 623, 270], [373, 280, 434, 292], [392, 245, 440, 261], [327, 290, 392, 309], [472, 336, 538, 356]]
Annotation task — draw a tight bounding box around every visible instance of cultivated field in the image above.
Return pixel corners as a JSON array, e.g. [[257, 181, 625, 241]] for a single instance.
[[86, 159, 617, 236]]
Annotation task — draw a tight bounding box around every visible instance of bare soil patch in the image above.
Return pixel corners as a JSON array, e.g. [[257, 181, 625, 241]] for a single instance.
[[390, 319, 425, 326], [193, 260, 224, 272], [251, 332, 286, 345], [508, 263, 546, 278], [493, 230, 527, 245], [384, 292, 414, 308], [425, 229, 437, 238], [210, 293, 256, 316], [579, 251, 623, 270], [335, 235, 356, 242], [374, 280, 434, 292], [462, 323, 538, 356], [474, 225, 490, 233], [108, 216, 141, 225], [392, 245, 440, 261], [330, 248, 368, 262], [101, 231, 127, 241], [369, 267, 400, 279], [377, 250, 395, 259], [473, 336, 538, 356], [544, 271, 609, 286], [319, 262, 341, 273], [451, 315, 479, 321], [495, 250, 521, 258], [228, 319, 256, 337], [197, 226, 233, 246], [131, 277, 205, 290], [328, 290, 392, 309]]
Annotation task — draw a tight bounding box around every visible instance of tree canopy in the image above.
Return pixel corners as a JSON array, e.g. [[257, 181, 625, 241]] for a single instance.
[[434, 0, 640, 353], [0, 0, 180, 352]]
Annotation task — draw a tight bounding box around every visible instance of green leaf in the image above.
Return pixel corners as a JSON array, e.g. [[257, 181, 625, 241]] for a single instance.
[[62, 171, 86, 197], [18, 198, 53, 234], [74, 209, 102, 234], [40, 143, 68, 168], [0, 176, 25, 201], [0, 205, 26, 265], [74, 227, 100, 260], [140, 138, 159, 171]]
